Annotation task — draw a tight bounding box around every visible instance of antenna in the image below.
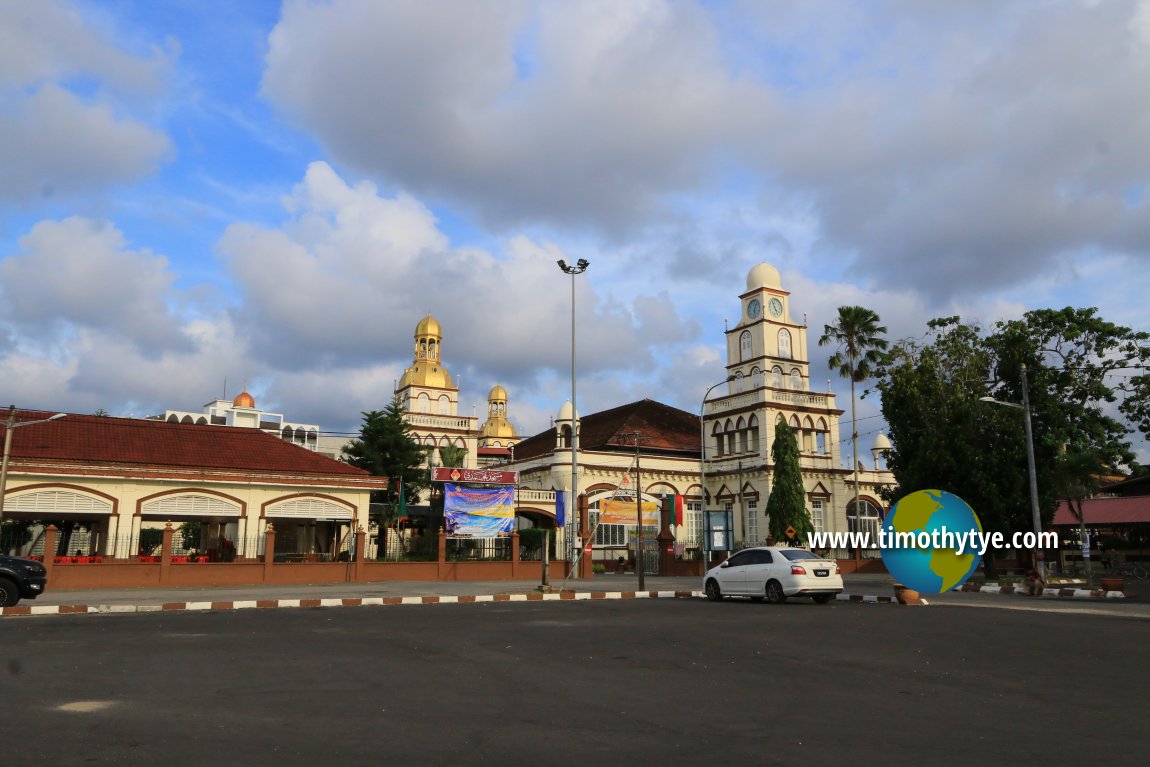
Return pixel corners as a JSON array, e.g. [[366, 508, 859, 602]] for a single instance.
[[223, 377, 227, 399]]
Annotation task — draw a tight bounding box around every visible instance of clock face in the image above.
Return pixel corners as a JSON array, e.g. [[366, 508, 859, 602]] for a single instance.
[[768, 298, 784, 317], [747, 299, 761, 319]]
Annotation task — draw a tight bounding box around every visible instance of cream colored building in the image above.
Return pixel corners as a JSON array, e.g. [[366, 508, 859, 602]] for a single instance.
[[503, 262, 896, 562], [703, 262, 894, 547], [0, 410, 383, 560]]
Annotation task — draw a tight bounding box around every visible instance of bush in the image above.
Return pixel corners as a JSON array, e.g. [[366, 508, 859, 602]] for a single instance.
[[592, 563, 606, 574]]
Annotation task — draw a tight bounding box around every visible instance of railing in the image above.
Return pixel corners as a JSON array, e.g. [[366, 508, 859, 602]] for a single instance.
[[405, 414, 475, 430], [446, 537, 512, 561], [374, 530, 437, 562], [705, 387, 834, 415]]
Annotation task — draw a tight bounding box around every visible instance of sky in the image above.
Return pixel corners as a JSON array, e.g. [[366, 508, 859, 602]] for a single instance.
[[1, 0, 1148, 463]]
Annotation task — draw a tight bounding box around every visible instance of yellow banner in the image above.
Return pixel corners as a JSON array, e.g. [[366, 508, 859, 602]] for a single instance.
[[599, 499, 659, 526]]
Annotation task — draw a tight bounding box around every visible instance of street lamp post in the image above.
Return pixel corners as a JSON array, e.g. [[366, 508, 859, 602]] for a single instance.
[[979, 363, 1045, 581], [0, 405, 67, 524], [557, 258, 589, 573], [699, 376, 734, 571]]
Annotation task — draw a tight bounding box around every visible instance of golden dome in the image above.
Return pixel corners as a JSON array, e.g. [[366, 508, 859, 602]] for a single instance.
[[399, 363, 453, 390], [233, 389, 255, 408], [415, 315, 442, 338], [488, 384, 508, 401]]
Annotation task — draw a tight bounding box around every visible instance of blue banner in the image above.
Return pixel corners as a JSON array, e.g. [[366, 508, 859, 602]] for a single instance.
[[445, 483, 515, 536], [555, 490, 566, 527]]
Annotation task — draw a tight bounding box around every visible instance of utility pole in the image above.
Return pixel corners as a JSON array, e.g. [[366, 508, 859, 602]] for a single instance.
[[617, 431, 651, 590]]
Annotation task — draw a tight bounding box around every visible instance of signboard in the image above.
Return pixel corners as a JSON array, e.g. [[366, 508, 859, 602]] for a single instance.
[[703, 509, 733, 552], [599, 499, 659, 526], [432, 467, 518, 485], [444, 484, 515, 536]]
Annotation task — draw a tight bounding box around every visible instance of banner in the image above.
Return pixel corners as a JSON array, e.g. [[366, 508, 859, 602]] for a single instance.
[[555, 490, 566, 527], [599, 499, 659, 526], [445, 484, 515, 536], [432, 467, 518, 485]]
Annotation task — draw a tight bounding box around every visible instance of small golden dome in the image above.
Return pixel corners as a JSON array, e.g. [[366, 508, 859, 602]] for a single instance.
[[233, 389, 255, 408], [489, 384, 508, 401], [415, 315, 442, 338]]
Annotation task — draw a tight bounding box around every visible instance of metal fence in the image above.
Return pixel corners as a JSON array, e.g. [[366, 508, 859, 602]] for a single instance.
[[373, 528, 437, 562], [446, 537, 512, 562]]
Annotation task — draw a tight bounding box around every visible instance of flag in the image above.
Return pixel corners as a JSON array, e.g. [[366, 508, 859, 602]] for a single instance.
[[555, 490, 566, 527]]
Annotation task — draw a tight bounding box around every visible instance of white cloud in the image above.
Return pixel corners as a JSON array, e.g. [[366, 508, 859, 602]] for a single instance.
[[0, 0, 171, 203], [0, 217, 191, 353]]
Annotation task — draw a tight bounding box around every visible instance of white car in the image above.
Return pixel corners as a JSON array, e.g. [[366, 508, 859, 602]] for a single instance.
[[704, 546, 843, 604]]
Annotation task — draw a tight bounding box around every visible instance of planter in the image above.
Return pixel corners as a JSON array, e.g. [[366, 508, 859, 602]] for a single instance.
[[892, 583, 923, 605], [1100, 577, 1125, 593]]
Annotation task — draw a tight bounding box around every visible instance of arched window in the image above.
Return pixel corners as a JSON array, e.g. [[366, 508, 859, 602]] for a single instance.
[[712, 423, 725, 457], [748, 414, 760, 453], [438, 395, 450, 415], [817, 418, 828, 454], [778, 329, 792, 359], [560, 424, 572, 448], [734, 371, 744, 393], [772, 366, 783, 389], [725, 419, 736, 456], [417, 393, 431, 413], [803, 416, 814, 452], [790, 369, 803, 390], [750, 367, 762, 389], [739, 330, 752, 361], [848, 500, 883, 539], [736, 417, 747, 453]]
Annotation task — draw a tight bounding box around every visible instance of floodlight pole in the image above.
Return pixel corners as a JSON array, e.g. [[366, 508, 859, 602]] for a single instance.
[[557, 258, 589, 575]]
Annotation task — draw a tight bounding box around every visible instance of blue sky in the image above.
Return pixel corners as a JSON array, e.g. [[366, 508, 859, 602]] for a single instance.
[[1, 0, 1148, 462]]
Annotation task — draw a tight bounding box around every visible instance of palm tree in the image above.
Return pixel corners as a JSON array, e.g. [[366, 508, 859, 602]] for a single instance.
[[438, 445, 468, 468], [819, 306, 889, 531]]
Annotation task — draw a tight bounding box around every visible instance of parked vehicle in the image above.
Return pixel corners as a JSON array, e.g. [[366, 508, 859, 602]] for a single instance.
[[0, 555, 49, 607], [704, 546, 842, 604]]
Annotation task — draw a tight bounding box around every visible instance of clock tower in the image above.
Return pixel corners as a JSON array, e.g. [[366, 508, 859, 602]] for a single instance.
[[725, 262, 810, 391], [702, 262, 851, 546]]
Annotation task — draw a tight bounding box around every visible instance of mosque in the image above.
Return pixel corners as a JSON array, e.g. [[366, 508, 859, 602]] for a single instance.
[[399, 263, 896, 563]]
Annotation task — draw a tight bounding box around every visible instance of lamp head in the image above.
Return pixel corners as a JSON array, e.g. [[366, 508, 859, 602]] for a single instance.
[[978, 397, 997, 403], [577, 258, 589, 269], [557, 259, 568, 270]]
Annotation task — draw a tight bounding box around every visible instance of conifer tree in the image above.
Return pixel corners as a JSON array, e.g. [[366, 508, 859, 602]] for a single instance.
[[767, 420, 813, 545]]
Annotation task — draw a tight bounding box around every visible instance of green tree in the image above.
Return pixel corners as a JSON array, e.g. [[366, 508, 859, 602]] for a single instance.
[[343, 396, 428, 510], [438, 445, 468, 468], [766, 420, 813, 546], [818, 305, 889, 521], [875, 318, 1026, 577], [876, 310, 1149, 577]]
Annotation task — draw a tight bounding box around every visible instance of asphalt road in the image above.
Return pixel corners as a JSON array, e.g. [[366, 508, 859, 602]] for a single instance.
[[1, 599, 1143, 766]]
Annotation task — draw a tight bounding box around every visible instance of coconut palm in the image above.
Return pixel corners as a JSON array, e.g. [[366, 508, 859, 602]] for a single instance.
[[818, 306, 889, 529]]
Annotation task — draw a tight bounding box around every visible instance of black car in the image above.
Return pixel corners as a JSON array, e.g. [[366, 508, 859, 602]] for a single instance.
[[0, 555, 49, 606]]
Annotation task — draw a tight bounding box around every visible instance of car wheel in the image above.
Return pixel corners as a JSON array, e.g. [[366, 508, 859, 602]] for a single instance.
[[765, 580, 787, 604], [0, 578, 19, 607], [704, 579, 723, 602], [812, 594, 833, 605]]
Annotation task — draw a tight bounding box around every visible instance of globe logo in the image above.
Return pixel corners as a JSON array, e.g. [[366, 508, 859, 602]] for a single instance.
[[880, 489, 982, 595]]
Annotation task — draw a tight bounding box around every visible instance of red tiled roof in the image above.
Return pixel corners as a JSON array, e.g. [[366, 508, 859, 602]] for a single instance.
[[513, 399, 700, 461], [1052, 496, 1150, 526], [3, 409, 372, 478]]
